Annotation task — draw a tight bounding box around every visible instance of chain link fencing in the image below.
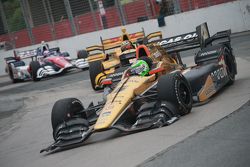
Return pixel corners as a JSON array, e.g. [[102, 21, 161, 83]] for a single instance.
[[0, 0, 235, 50]]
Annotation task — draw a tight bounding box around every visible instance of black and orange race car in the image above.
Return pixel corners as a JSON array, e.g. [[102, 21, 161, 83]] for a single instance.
[[40, 23, 236, 153], [77, 27, 162, 90], [158, 22, 237, 103], [103, 22, 237, 104]]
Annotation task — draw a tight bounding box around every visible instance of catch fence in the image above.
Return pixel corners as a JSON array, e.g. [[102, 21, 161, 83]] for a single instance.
[[0, 0, 234, 49]]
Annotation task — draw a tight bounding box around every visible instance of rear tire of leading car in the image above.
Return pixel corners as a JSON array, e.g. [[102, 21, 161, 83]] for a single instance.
[[157, 72, 193, 116], [30, 61, 41, 81], [77, 50, 89, 71], [89, 60, 104, 91], [51, 98, 88, 140], [77, 50, 88, 59], [224, 47, 236, 86], [61, 52, 70, 57]]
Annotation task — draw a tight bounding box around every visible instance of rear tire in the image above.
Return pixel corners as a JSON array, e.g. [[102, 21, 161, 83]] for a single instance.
[[51, 98, 87, 130], [77, 50, 88, 59], [30, 61, 41, 81], [157, 72, 193, 116], [89, 60, 104, 90], [61, 52, 70, 57], [224, 47, 236, 86]]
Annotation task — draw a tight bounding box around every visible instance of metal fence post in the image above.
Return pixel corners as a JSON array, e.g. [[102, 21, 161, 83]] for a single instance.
[[115, 0, 126, 25], [149, 0, 157, 18], [20, 0, 35, 45], [42, 0, 55, 40], [188, 0, 193, 11], [63, 0, 77, 36], [88, 0, 98, 31], [206, 0, 211, 6], [0, 1, 9, 34], [0, 0, 16, 48], [143, 0, 152, 19], [174, 0, 181, 14]]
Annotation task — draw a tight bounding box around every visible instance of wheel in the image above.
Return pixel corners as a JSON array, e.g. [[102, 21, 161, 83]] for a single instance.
[[51, 98, 87, 130], [77, 50, 88, 59], [157, 72, 193, 116], [89, 60, 104, 90], [51, 98, 88, 140], [61, 52, 70, 57], [224, 47, 236, 86], [30, 61, 41, 81]]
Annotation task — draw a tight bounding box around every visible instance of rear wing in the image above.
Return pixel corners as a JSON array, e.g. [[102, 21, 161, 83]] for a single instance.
[[86, 28, 162, 54], [156, 22, 231, 53], [4, 47, 62, 64], [16, 49, 38, 59], [4, 49, 38, 64]]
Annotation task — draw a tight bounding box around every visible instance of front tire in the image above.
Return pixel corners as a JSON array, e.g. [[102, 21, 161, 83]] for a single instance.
[[30, 61, 41, 81], [89, 60, 104, 90], [51, 98, 88, 140], [51, 98, 87, 130], [157, 72, 193, 116]]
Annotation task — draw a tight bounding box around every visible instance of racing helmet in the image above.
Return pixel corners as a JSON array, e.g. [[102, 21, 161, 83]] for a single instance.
[[43, 50, 50, 57], [41, 41, 49, 52], [121, 40, 134, 52], [130, 59, 150, 76]]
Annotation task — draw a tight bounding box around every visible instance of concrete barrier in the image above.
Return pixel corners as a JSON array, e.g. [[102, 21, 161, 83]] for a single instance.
[[0, 0, 249, 76]]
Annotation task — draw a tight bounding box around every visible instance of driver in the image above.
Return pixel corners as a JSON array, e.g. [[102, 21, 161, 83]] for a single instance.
[[121, 40, 134, 52], [130, 59, 150, 76], [37, 41, 49, 56]]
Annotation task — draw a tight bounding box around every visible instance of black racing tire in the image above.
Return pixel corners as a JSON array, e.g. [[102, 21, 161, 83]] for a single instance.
[[224, 47, 236, 86], [51, 98, 87, 131], [30, 61, 41, 81], [157, 72, 193, 116], [89, 60, 104, 90], [77, 50, 88, 59], [61, 52, 70, 57]]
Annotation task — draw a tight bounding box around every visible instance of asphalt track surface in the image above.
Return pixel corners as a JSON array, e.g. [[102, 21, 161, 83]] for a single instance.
[[0, 32, 249, 167], [140, 100, 250, 167]]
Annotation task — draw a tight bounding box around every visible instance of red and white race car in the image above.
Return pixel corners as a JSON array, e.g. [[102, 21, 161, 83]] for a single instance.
[[4, 46, 88, 83]]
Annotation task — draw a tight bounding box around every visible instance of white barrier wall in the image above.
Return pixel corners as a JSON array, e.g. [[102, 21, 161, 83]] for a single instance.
[[0, 0, 249, 76]]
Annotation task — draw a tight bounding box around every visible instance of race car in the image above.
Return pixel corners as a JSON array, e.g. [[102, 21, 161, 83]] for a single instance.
[[41, 42, 192, 154], [4, 45, 88, 83], [105, 23, 237, 103], [40, 23, 237, 153], [157, 22, 237, 103], [78, 27, 162, 90]]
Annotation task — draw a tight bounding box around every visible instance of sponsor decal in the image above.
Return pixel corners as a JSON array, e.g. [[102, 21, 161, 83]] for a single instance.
[[128, 79, 140, 83], [102, 111, 111, 117], [129, 58, 136, 64], [200, 50, 217, 57], [113, 100, 122, 103], [211, 67, 227, 81], [153, 50, 161, 58], [109, 72, 123, 78], [157, 33, 197, 46], [104, 104, 114, 110]]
